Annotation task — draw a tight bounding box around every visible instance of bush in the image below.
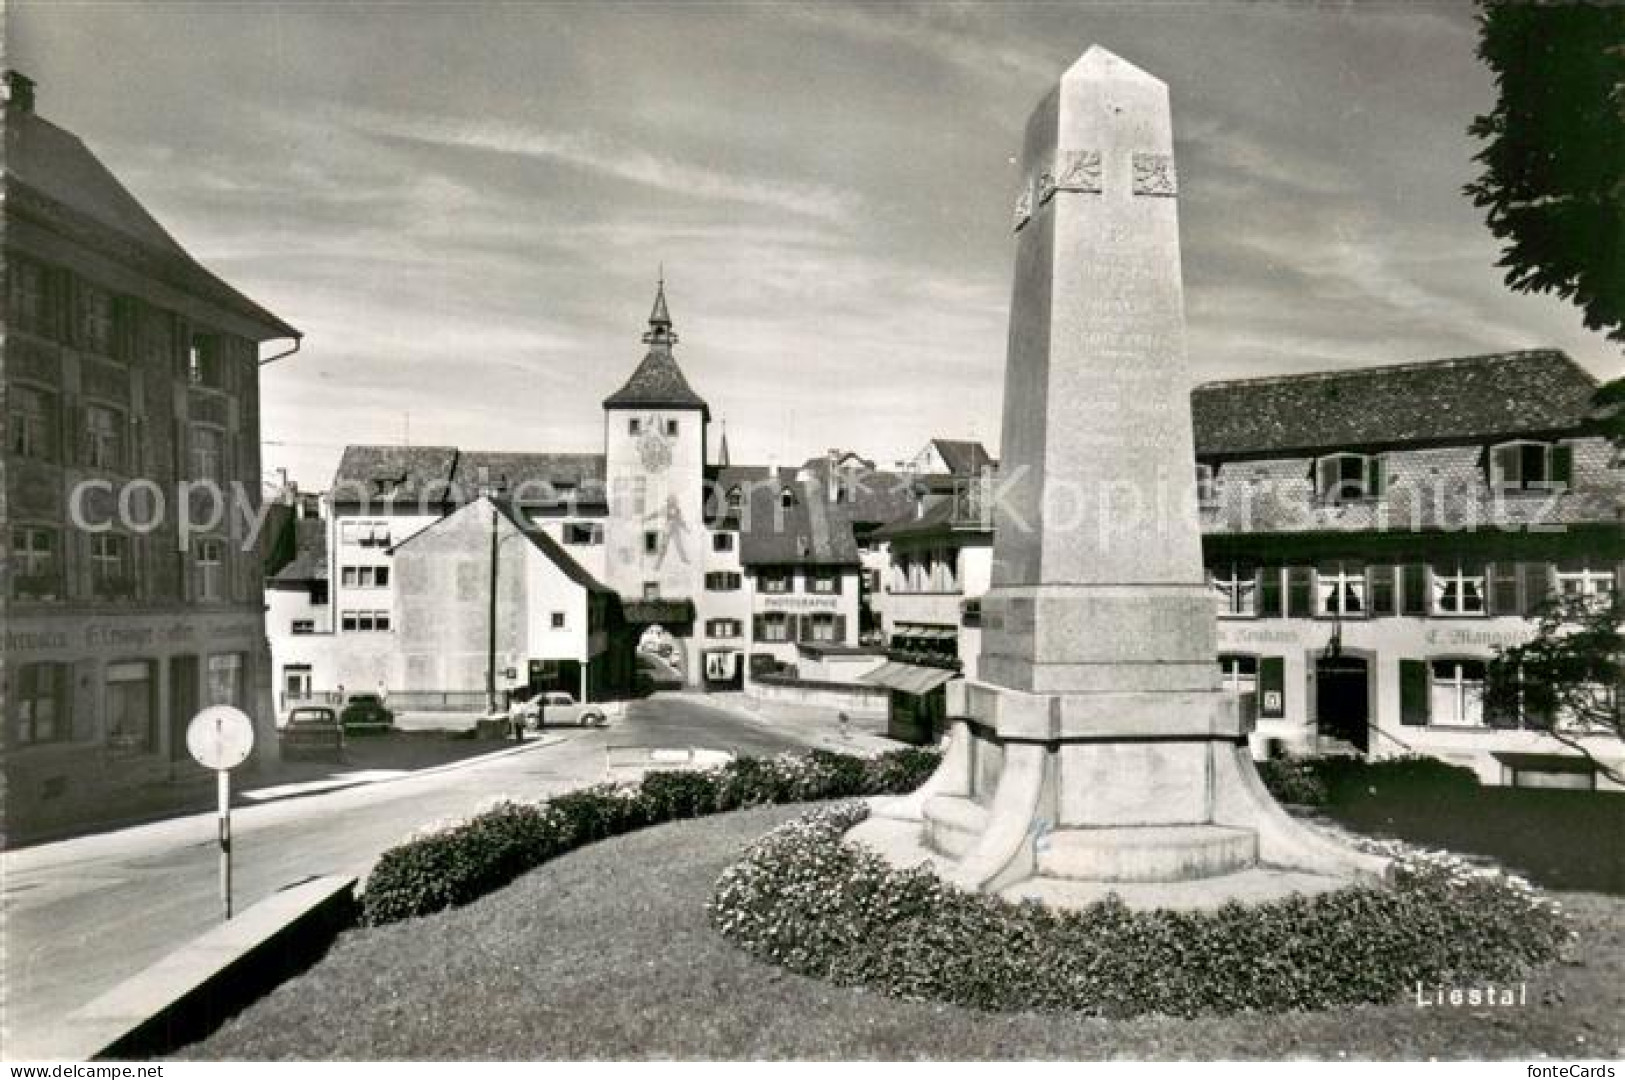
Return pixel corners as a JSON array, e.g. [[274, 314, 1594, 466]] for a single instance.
[[1256, 756, 1329, 806], [360, 746, 942, 926], [1256, 753, 1481, 809], [709, 804, 1572, 1018]]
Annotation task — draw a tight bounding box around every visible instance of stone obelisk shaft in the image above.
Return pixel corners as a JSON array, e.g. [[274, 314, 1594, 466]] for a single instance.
[[979, 47, 1217, 698]]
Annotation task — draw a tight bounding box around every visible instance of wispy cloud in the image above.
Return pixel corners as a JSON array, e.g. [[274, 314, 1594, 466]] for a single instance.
[[344, 109, 859, 223]]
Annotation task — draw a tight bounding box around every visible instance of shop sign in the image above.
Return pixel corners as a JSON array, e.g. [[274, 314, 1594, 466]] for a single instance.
[[759, 594, 839, 613]]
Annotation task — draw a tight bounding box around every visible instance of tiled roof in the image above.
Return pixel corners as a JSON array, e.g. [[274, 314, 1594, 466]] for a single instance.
[[6, 109, 298, 339], [738, 480, 862, 567], [269, 518, 329, 584], [931, 439, 995, 476], [331, 446, 460, 504], [870, 486, 995, 541], [602, 345, 710, 415], [1192, 350, 1601, 457], [452, 451, 606, 505]]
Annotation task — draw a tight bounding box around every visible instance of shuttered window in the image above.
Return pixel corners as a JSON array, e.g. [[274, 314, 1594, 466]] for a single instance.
[[1399, 659, 1429, 726], [1257, 656, 1286, 718], [1285, 566, 1313, 617]]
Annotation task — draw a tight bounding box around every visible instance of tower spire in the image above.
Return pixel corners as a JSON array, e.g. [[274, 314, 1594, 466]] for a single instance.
[[643, 270, 676, 346], [716, 419, 731, 467]]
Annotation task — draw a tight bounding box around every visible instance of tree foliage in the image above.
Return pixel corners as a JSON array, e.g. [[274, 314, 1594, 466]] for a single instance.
[[1485, 593, 1624, 784], [1465, 2, 1625, 343]]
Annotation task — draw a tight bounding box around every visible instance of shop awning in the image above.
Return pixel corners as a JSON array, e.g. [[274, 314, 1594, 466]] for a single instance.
[[861, 661, 959, 696]]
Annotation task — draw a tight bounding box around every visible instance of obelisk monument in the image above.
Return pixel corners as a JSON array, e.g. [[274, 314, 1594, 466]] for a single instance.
[[851, 46, 1386, 907]]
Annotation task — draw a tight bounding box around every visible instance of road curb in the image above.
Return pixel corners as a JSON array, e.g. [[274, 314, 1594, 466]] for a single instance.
[[35, 874, 358, 1062]]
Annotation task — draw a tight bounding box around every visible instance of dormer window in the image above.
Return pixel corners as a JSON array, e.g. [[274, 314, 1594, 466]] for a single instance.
[[726, 486, 742, 512], [1489, 441, 1571, 491], [1313, 453, 1382, 505]]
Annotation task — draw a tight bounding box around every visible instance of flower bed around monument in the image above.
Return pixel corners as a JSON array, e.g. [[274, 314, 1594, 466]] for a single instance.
[[359, 746, 942, 925], [708, 803, 1573, 1018]]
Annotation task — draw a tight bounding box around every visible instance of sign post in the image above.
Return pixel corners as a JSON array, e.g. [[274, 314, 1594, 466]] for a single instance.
[[185, 705, 255, 921]]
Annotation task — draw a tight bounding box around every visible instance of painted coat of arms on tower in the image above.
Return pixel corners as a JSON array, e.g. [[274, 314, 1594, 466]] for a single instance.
[[636, 414, 672, 474]]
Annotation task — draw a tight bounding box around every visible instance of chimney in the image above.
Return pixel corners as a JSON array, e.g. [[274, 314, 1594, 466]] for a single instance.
[[4, 71, 35, 114]]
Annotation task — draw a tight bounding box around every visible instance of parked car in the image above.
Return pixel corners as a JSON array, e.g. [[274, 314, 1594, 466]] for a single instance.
[[340, 693, 394, 734], [523, 691, 608, 728], [280, 706, 344, 760]]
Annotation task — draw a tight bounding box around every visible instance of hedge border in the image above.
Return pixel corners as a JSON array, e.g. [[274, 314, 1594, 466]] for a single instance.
[[707, 803, 1574, 1019], [359, 746, 942, 926]]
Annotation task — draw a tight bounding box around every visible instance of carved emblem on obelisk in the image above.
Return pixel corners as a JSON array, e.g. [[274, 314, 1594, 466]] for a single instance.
[[1012, 179, 1033, 232], [1054, 149, 1102, 194], [1132, 151, 1177, 196]]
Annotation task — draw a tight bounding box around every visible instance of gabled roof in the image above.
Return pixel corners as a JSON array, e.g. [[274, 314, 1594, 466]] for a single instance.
[[1192, 350, 1603, 457], [602, 346, 710, 415], [870, 486, 994, 542], [930, 439, 995, 476], [738, 479, 861, 567], [268, 518, 329, 584], [6, 106, 298, 339], [387, 495, 615, 596]]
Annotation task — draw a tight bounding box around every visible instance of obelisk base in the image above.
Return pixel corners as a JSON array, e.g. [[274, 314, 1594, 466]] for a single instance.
[[847, 681, 1390, 910]]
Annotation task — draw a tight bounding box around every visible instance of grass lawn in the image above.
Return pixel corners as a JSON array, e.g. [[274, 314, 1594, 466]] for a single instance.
[[179, 804, 1624, 1060]]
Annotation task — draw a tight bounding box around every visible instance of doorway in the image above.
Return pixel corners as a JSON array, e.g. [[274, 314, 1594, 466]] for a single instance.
[[169, 654, 199, 762], [1314, 654, 1370, 753]]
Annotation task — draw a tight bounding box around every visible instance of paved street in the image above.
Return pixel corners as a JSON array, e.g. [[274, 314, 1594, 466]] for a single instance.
[[1, 693, 812, 1059]]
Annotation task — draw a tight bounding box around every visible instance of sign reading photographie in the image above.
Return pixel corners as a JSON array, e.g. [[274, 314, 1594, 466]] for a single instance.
[[759, 594, 840, 613]]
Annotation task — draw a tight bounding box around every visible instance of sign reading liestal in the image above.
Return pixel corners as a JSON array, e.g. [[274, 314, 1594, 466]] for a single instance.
[[186, 705, 255, 771]]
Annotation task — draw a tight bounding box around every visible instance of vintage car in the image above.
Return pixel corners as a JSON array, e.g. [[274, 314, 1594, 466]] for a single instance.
[[339, 693, 394, 734], [280, 706, 345, 760], [522, 691, 608, 729]]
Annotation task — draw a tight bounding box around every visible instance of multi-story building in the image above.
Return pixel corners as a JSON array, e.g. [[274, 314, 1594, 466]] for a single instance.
[[864, 350, 1623, 789], [277, 285, 867, 706], [3, 72, 300, 837]]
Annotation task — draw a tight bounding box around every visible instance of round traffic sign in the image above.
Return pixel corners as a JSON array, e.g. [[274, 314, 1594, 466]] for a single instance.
[[186, 706, 256, 771]]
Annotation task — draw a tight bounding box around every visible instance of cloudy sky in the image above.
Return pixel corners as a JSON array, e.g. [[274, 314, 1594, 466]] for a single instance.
[[10, 2, 1620, 487]]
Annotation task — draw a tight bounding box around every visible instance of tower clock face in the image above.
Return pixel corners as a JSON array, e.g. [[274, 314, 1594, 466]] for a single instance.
[[636, 414, 672, 474]]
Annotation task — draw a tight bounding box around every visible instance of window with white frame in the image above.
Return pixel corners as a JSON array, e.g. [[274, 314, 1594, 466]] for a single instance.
[[1489, 441, 1560, 490], [91, 533, 131, 598], [9, 385, 56, 460], [1313, 453, 1380, 504], [341, 610, 391, 632], [759, 612, 791, 642], [1555, 560, 1615, 601], [1210, 562, 1257, 617], [806, 613, 838, 642], [1431, 560, 1487, 616], [341, 565, 390, 589], [712, 532, 735, 553], [1315, 561, 1366, 617], [1217, 654, 1259, 696], [808, 567, 841, 594], [726, 486, 742, 513], [10, 526, 59, 599], [291, 620, 315, 634], [706, 571, 742, 591], [1429, 658, 1486, 727], [758, 567, 793, 594], [194, 538, 224, 601], [707, 618, 742, 639], [190, 426, 225, 483], [84, 404, 125, 471]]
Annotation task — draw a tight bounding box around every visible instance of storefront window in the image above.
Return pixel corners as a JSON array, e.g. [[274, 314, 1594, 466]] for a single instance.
[[106, 660, 156, 753], [207, 653, 245, 708], [12, 662, 71, 745]]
